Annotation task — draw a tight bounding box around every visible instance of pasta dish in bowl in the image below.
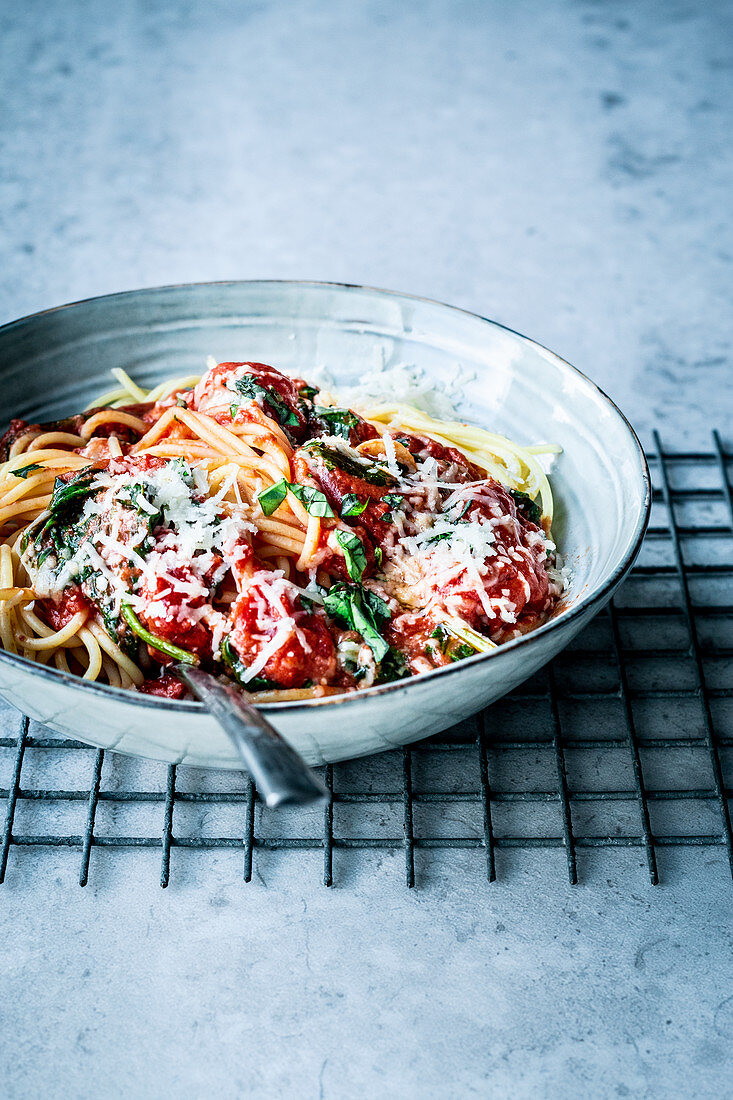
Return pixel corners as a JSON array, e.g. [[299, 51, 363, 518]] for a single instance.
[[0, 281, 649, 766], [1, 358, 565, 700]]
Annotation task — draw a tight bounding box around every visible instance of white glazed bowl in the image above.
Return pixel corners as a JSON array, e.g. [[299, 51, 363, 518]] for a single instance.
[[0, 282, 650, 767]]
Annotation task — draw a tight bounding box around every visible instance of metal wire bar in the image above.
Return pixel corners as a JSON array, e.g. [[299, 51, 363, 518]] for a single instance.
[[654, 431, 733, 877], [4, 833, 730, 851], [477, 713, 496, 882], [79, 750, 103, 887], [608, 601, 658, 884], [548, 667, 577, 884], [714, 430, 733, 528], [242, 777, 255, 882], [1, 785, 731, 807], [0, 717, 27, 884], [323, 764, 334, 887], [160, 765, 176, 889], [402, 748, 415, 887]]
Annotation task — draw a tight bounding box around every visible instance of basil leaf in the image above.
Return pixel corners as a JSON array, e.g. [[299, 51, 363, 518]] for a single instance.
[[314, 405, 360, 440], [287, 482, 335, 518], [322, 584, 354, 628], [341, 493, 367, 518], [234, 375, 299, 428], [430, 624, 450, 653], [509, 489, 542, 526], [12, 462, 43, 479], [374, 546, 383, 568], [350, 599, 389, 663], [376, 646, 411, 683], [298, 383, 319, 401], [322, 581, 390, 662], [426, 531, 451, 544], [383, 493, 403, 511], [336, 530, 367, 581], [258, 479, 288, 516], [450, 642, 476, 662], [362, 587, 391, 623], [230, 403, 239, 419]]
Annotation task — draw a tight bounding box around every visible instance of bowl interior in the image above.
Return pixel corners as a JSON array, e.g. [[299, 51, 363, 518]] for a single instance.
[[0, 281, 649, 711]]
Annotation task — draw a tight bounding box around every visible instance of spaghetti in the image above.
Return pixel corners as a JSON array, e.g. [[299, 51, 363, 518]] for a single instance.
[[0, 359, 565, 701]]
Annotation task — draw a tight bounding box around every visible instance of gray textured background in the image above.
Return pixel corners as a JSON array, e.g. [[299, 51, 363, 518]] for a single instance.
[[2, 0, 731, 445], [1, 2, 732, 1097]]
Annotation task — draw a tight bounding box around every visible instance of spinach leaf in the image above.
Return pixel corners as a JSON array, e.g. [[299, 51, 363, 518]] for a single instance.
[[219, 636, 279, 690], [314, 405, 360, 440], [48, 467, 98, 523], [12, 462, 43, 479], [335, 530, 367, 581], [234, 374, 300, 428], [303, 441, 397, 486]]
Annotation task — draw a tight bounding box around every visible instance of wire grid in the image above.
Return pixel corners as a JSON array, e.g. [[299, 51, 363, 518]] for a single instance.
[[1, 431, 732, 889]]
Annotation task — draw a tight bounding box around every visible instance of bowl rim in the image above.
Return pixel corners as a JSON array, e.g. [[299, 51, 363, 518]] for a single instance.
[[0, 278, 652, 714]]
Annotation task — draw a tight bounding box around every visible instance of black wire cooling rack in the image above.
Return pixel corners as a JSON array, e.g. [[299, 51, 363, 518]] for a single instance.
[[1, 431, 732, 888]]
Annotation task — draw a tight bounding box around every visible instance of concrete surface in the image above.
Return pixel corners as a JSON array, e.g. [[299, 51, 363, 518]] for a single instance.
[[1, 1, 732, 1097]]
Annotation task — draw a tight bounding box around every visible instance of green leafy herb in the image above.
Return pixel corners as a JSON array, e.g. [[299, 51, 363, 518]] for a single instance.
[[450, 642, 477, 662], [381, 491, 405, 522], [121, 604, 199, 664], [49, 467, 98, 522], [336, 530, 367, 581], [230, 403, 239, 420], [430, 624, 450, 653], [219, 636, 278, 690], [314, 405, 360, 440], [374, 547, 383, 568], [303, 441, 397, 486], [298, 383, 319, 402], [323, 581, 391, 662], [11, 462, 43, 479], [234, 375, 299, 428], [258, 479, 288, 516], [287, 482, 335, 518], [341, 493, 368, 518], [258, 479, 335, 518], [376, 647, 411, 683], [453, 499, 473, 521], [426, 530, 451, 544], [509, 489, 542, 526]]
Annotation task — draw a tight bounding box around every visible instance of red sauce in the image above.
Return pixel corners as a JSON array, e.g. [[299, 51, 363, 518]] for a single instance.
[[39, 588, 93, 631], [139, 673, 187, 699], [230, 591, 337, 688]]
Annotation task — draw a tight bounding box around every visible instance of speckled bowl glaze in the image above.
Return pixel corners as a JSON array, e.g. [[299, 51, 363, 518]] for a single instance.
[[0, 281, 650, 767]]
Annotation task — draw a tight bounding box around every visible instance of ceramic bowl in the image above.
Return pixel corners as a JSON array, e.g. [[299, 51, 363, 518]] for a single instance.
[[0, 281, 650, 767]]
